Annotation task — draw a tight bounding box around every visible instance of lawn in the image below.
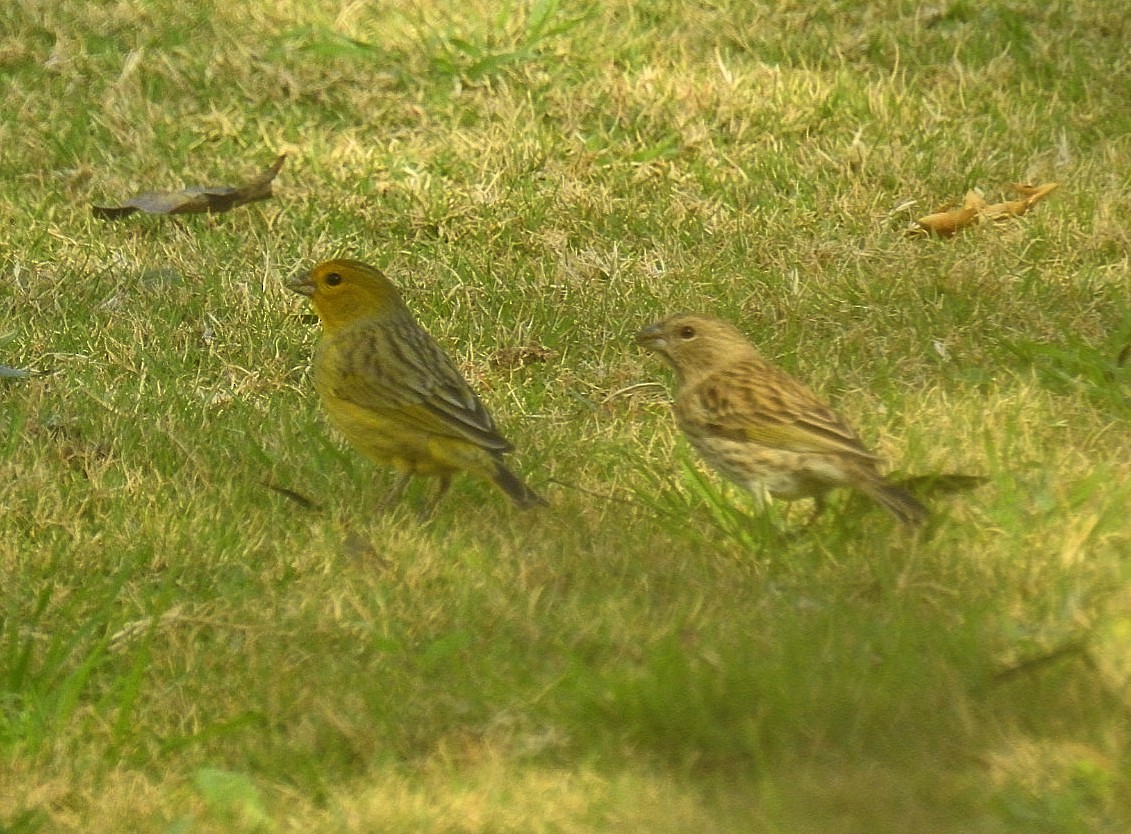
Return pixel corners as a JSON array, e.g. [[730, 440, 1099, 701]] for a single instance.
[[2, 0, 1129, 831]]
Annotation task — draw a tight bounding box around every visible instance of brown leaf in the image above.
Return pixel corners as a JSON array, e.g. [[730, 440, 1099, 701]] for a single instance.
[[980, 197, 1031, 221], [907, 190, 984, 237], [981, 182, 1060, 220], [908, 183, 1059, 237], [93, 154, 286, 220], [1011, 182, 1060, 200]]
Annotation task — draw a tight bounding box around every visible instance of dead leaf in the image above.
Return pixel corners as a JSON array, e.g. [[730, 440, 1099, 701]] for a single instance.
[[981, 182, 1060, 221], [907, 190, 985, 237], [980, 197, 1031, 221], [490, 344, 559, 370], [908, 182, 1059, 237], [93, 154, 286, 220], [1011, 182, 1059, 200]]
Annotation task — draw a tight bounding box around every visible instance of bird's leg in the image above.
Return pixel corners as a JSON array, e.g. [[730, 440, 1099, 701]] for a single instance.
[[378, 473, 412, 514], [419, 475, 452, 522], [803, 494, 828, 527]]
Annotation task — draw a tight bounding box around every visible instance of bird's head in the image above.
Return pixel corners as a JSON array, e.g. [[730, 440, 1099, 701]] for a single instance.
[[287, 259, 406, 331], [636, 313, 759, 384]]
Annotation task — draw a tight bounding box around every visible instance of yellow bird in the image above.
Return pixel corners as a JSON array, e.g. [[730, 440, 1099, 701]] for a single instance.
[[288, 259, 545, 515]]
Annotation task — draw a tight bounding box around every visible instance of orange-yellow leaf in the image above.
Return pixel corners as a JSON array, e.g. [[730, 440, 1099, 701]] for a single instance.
[[910, 203, 980, 237], [1011, 182, 1059, 201], [981, 198, 1026, 220], [982, 182, 1059, 221], [908, 183, 1059, 237]]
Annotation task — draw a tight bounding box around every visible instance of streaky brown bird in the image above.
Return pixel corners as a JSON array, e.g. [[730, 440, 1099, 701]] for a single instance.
[[636, 313, 929, 525]]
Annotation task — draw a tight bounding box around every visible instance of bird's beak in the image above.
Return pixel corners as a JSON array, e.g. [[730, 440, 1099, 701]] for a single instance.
[[635, 322, 665, 351], [285, 270, 315, 297]]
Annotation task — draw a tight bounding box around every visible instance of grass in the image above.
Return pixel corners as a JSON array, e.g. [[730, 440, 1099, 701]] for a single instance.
[[2, 0, 1130, 830]]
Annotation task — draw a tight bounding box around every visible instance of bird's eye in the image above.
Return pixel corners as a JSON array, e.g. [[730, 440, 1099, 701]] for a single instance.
[[325, 272, 343, 287], [679, 325, 696, 340]]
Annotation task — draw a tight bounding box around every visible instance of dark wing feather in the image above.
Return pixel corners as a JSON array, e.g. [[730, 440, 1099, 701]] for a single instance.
[[683, 359, 879, 461], [324, 318, 514, 454]]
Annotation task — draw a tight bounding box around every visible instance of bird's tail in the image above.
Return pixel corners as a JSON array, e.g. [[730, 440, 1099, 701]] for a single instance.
[[862, 479, 930, 526], [893, 473, 988, 497], [493, 463, 548, 509]]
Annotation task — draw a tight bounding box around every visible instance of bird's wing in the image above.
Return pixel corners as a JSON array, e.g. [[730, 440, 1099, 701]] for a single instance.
[[682, 361, 880, 460], [324, 321, 514, 454]]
